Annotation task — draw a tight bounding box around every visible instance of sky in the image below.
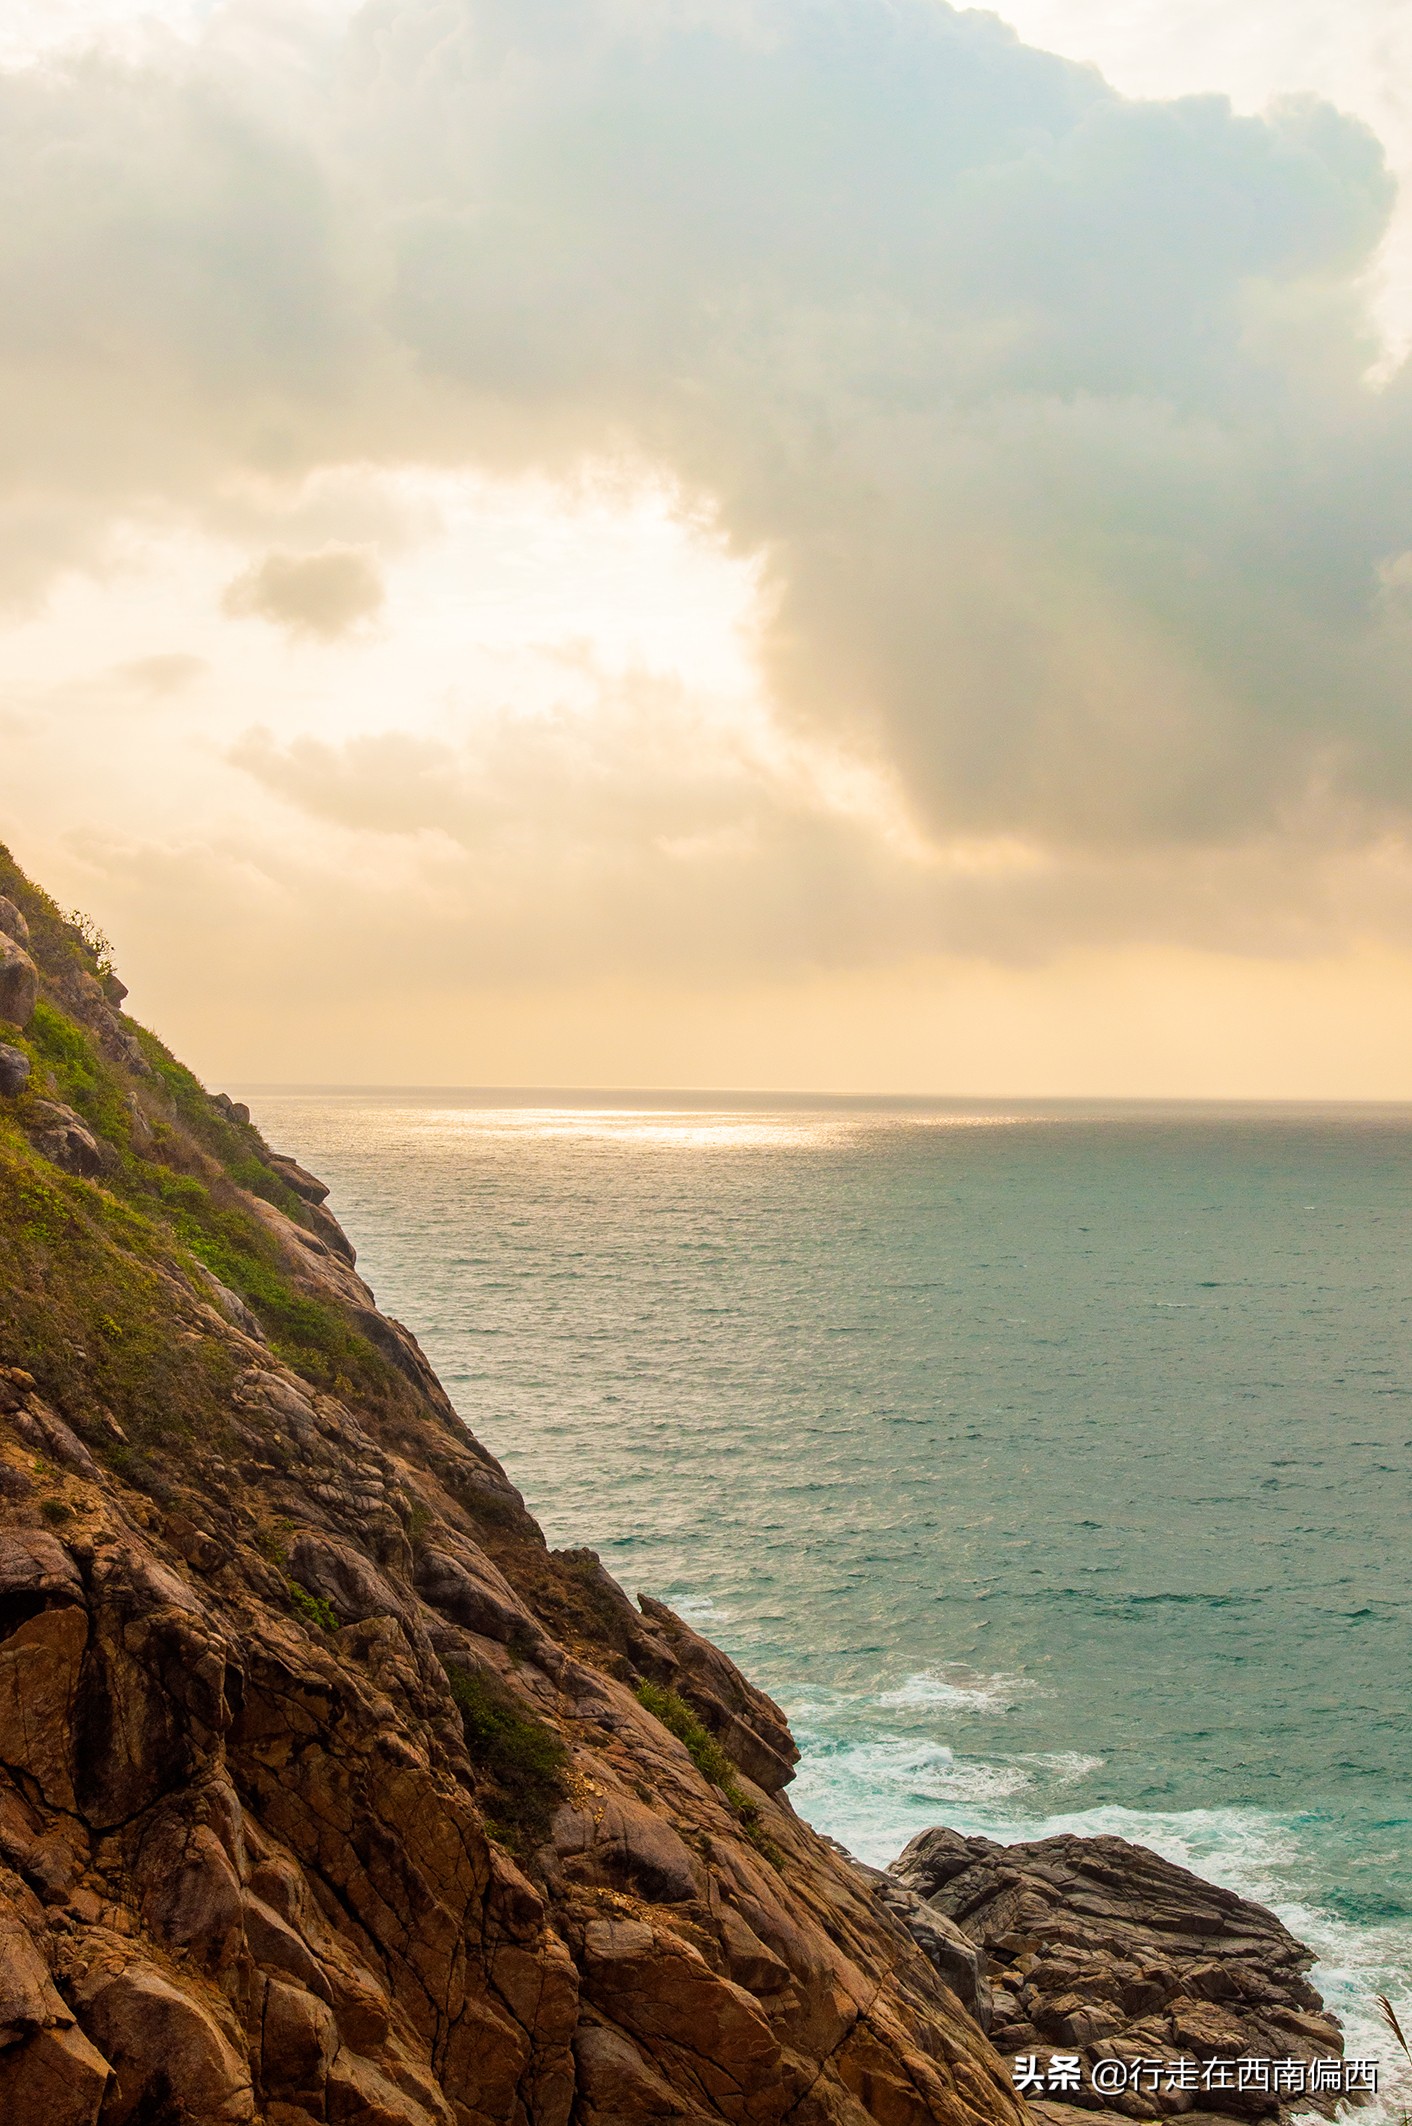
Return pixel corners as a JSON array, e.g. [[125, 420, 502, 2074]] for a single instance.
[[6, 1, 1412, 1095]]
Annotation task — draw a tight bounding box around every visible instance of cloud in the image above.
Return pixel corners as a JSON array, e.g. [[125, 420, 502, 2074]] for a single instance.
[[221, 544, 384, 638], [115, 652, 208, 695], [223, 685, 1412, 988], [3, 0, 1412, 975]]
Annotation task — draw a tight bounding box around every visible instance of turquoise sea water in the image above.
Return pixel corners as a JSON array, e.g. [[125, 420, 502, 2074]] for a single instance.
[[244, 1092, 1412, 2098]]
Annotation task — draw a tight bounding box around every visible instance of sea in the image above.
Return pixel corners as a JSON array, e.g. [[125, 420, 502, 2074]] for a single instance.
[[241, 1090, 1412, 2107]]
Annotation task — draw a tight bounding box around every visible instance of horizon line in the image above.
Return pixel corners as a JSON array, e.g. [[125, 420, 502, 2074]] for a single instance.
[[222, 1082, 1412, 1112]]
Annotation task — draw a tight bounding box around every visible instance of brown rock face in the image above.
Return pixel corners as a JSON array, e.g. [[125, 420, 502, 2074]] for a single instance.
[[886, 1830, 1344, 2122], [0, 932, 37, 1028], [0, 846, 1030, 2126], [0, 2020, 111, 2124], [78, 1959, 256, 2124]]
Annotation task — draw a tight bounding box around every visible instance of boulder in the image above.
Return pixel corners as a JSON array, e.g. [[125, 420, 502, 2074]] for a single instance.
[[21, 1100, 112, 1178], [7, 1399, 100, 1480], [243, 1891, 335, 2003], [288, 1529, 405, 1628], [324, 2048, 452, 2125], [552, 1794, 702, 1904], [0, 2021, 111, 2125], [413, 1542, 540, 1645], [579, 1917, 792, 2120], [0, 934, 38, 1027], [259, 1976, 339, 2101], [134, 1814, 245, 1971], [0, 1043, 29, 1096], [0, 1602, 88, 1813], [192, 1266, 265, 1342], [265, 1150, 330, 1203], [0, 895, 30, 948], [0, 1899, 71, 2038], [76, 1960, 254, 2125], [0, 1526, 85, 1608]]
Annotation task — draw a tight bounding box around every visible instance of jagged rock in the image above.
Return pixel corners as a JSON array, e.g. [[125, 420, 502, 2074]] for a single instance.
[[244, 1890, 335, 2001], [638, 1594, 800, 1793], [888, 1828, 1343, 2119], [0, 934, 38, 1028], [552, 1794, 703, 1904], [288, 1526, 406, 1625], [21, 1099, 112, 1178], [248, 1195, 371, 1311], [326, 2046, 453, 2124], [75, 1959, 254, 2124], [579, 1916, 793, 2119], [0, 1600, 88, 1816], [307, 1196, 358, 1260], [574, 2018, 712, 2120], [133, 1809, 245, 1970], [414, 1540, 542, 1645], [124, 1091, 154, 1153], [0, 1044, 28, 1097], [0, 1895, 72, 2035], [266, 1149, 330, 1203], [192, 1265, 266, 1342], [260, 1973, 340, 2103], [0, 2021, 111, 2124], [861, 1862, 993, 2027], [7, 1398, 101, 1481]]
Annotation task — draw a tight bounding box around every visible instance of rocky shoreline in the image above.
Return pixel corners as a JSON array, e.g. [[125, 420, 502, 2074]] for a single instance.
[[0, 845, 1352, 2125], [866, 1828, 1348, 2125]]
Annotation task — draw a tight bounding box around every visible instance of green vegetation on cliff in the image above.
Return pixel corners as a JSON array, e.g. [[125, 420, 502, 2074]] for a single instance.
[[447, 1662, 569, 1852], [0, 844, 404, 1431], [635, 1679, 783, 1863]]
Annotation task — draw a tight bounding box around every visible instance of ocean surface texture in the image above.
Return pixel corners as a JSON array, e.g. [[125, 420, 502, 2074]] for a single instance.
[[247, 1092, 1412, 2091]]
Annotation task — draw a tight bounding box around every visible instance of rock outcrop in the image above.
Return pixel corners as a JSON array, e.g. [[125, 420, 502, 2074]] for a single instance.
[[0, 932, 37, 1029], [0, 841, 1030, 2126], [883, 1829, 1344, 2123]]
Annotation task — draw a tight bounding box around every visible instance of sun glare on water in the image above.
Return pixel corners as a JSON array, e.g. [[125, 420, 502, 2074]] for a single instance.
[[375, 1105, 1038, 1151]]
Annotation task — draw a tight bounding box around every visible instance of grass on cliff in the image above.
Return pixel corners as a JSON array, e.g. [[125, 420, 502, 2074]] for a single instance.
[[26, 998, 135, 1148], [446, 1664, 568, 1855], [0, 1121, 235, 1447], [139, 1161, 387, 1400], [2, 980, 401, 1418], [635, 1681, 782, 1865], [128, 1024, 307, 1218], [27, 988, 307, 1227]]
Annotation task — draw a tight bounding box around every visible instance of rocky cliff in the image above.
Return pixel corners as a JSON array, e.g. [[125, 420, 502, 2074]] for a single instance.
[[0, 846, 1032, 2126]]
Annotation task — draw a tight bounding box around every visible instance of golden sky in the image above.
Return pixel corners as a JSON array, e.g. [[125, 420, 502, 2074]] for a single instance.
[[7, 0, 1412, 1096]]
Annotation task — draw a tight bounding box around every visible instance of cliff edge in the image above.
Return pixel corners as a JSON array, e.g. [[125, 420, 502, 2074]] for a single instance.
[[0, 848, 1029, 2126]]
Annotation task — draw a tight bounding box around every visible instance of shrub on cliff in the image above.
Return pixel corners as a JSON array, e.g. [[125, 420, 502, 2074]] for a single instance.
[[446, 1663, 568, 1853], [634, 1679, 783, 1863]]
